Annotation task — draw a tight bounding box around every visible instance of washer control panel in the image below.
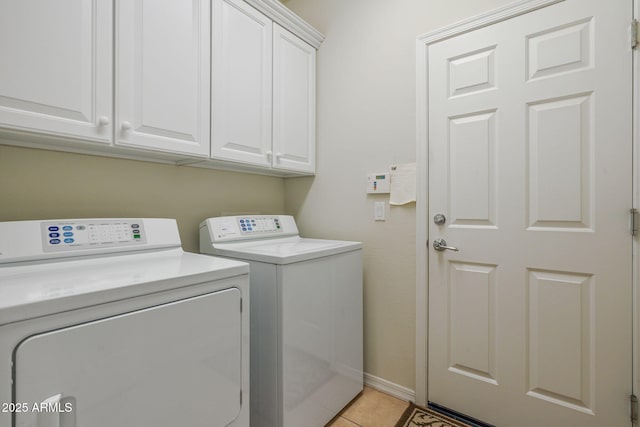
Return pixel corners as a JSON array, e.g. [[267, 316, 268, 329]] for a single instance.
[[238, 217, 281, 234], [204, 215, 298, 243], [42, 219, 147, 252]]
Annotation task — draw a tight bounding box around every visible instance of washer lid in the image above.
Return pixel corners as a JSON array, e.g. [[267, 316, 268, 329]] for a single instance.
[[212, 236, 362, 264], [0, 249, 248, 326]]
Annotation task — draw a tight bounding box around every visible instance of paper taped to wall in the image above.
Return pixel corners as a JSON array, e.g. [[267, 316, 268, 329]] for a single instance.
[[390, 163, 416, 205]]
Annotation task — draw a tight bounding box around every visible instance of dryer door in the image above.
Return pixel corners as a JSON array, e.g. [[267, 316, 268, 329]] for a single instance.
[[14, 287, 242, 427]]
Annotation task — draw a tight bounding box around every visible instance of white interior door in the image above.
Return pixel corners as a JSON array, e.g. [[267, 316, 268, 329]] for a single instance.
[[427, 1, 632, 425]]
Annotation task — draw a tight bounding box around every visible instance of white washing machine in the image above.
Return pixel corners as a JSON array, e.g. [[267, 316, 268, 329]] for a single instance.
[[199, 215, 363, 427], [0, 218, 249, 427]]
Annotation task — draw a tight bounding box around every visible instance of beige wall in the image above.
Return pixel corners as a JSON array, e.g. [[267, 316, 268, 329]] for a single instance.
[[283, 0, 512, 391], [0, 145, 285, 252]]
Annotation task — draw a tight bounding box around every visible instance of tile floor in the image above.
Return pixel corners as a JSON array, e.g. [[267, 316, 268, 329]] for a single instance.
[[326, 386, 409, 427]]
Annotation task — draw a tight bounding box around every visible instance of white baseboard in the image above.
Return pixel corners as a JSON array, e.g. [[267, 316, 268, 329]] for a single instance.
[[364, 372, 416, 403]]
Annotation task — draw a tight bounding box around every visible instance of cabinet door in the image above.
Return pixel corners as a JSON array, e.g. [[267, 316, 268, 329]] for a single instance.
[[117, 0, 210, 157], [212, 0, 272, 167], [272, 24, 316, 173], [0, 0, 113, 143]]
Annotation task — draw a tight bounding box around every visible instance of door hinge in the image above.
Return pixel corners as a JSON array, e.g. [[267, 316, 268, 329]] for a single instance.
[[632, 20, 640, 49], [631, 394, 638, 422], [631, 208, 639, 236]]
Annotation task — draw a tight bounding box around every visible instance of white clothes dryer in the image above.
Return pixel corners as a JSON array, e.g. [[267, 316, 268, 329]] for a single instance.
[[200, 215, 363, 427], [0, 218, 249, 427]]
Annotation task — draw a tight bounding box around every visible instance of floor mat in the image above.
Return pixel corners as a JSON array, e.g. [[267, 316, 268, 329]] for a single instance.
[[394, 404, 471, 427]]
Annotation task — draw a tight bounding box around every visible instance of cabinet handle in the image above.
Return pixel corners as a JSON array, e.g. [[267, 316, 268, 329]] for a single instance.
[[275, 152, 283, 163], [121, 121, 133, 131], [97, 116, 110, 126]]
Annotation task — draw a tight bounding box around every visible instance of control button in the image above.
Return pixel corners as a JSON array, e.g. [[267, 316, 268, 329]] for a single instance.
[[242, 227, 247, 231], [50, 239, 61, 244], [76, 225, 86, 230], [48, 226, 59, 231], [64, 238, 74, 244], [131, 224, 139, 229], [63, 232, 74, 237], [49, 232, 60, 238], [133, 234, 141, 239], [132, 229, 140, 233], [240, 220, 245, 223], [62, 225, 73, 231]]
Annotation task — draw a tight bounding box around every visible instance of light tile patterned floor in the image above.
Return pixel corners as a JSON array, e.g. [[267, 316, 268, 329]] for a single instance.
[[326, 387, 409, 427]]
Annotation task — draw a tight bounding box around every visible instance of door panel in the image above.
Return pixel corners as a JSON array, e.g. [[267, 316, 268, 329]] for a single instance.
[[427, 1, 632, 425], [527, 94, 592, 230], [449, 111, 497, 227], [527, 269, 594, 412], [448, 262, 497, 385]]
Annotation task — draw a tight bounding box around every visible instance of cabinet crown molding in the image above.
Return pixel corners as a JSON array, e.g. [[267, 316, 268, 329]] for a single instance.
[[243, 0, 324, 48]]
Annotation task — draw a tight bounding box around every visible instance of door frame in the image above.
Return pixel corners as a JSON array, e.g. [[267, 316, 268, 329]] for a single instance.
[[414, 0, 637, 407], [633, 0, 640, 410]]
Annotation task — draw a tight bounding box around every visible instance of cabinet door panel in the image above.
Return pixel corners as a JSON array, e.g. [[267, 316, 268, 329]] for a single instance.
[[272, 24, 316, 173], [212, 0, 272, 167], [117, 0, 210, 157], [0, 0, 112, 143]]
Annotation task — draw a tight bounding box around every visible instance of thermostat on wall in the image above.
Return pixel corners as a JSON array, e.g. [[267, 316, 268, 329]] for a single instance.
[[367, 173, 390, 194]]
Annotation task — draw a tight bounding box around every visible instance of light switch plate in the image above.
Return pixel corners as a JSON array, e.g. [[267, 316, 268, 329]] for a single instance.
[[374, 202, 386, 221]]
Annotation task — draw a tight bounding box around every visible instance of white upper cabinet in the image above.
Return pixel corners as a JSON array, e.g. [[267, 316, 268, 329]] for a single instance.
[[0, 0, 322, 175], [212, 0, 273, 167], [211, 0, 318, 174], [272, 24, 316, 173], [0, 0, 113, 143], [117, 0, 211, 157]]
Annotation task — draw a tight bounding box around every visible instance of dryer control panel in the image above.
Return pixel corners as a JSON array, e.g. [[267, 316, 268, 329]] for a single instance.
[[0, 218, 181, 264], [42, 219, 147, 252]]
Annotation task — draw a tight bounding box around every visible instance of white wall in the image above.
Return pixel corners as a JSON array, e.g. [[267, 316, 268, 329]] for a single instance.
[[283, 0, 512, 392]]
